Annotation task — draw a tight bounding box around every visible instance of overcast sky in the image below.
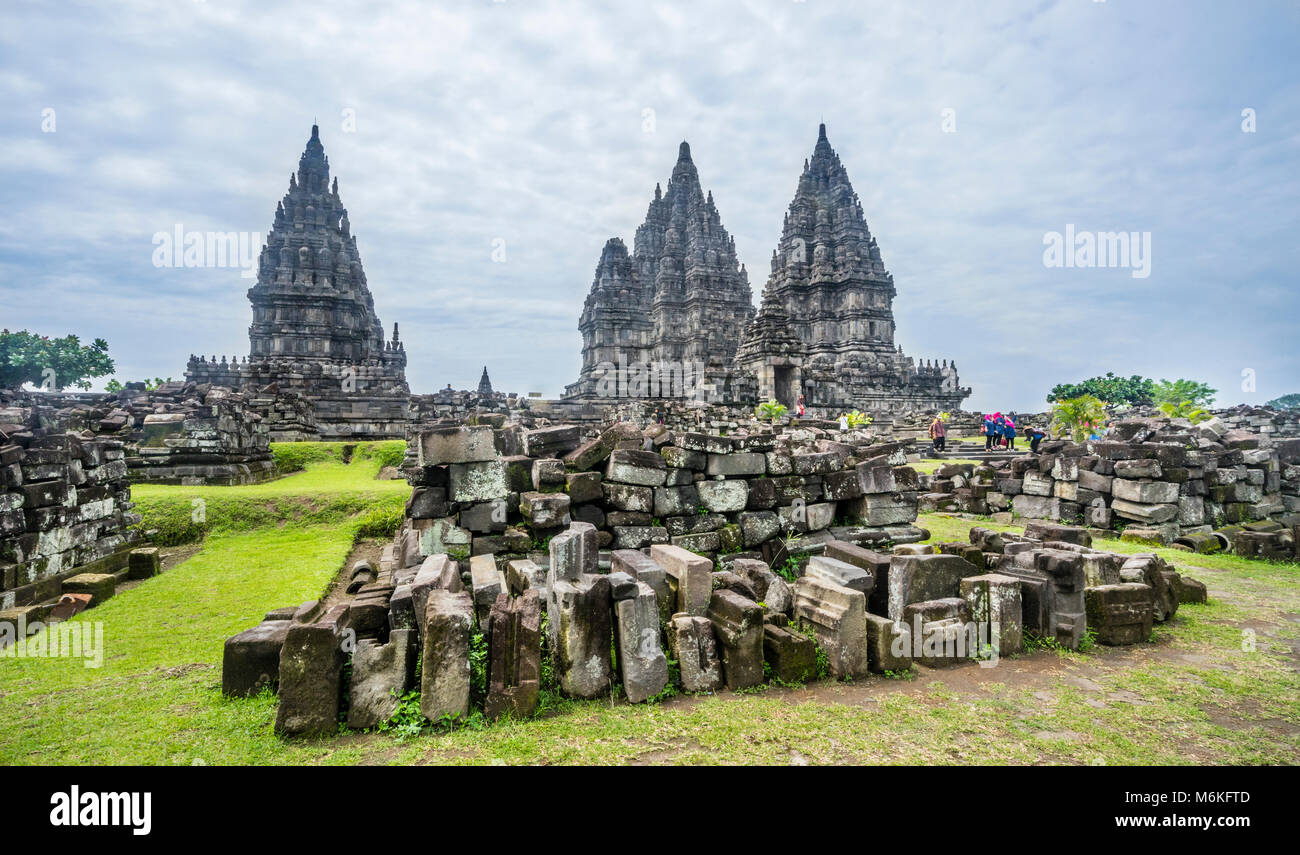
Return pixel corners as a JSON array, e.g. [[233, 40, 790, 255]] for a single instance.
[[1, 0, 1297, 413]]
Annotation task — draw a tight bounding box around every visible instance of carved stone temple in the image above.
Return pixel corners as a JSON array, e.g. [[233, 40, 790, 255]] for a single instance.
[[185, 124, 411, 438], [564, 141, 755, 401], [566, 126, 970, 416]]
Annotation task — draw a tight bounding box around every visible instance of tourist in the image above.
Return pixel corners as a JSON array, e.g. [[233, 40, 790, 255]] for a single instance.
[[1003, 415, 1016, 450], [1025, 426, 1048, 454], [929, 414, 947, 452], [796, 394, 806, 418], [984, 412, 1000, 451], [838, 413, 849, 432]]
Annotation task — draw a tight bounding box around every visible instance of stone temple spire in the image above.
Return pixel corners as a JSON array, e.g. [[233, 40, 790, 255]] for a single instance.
[[247, 123, 396, 367], [635, 139, 753, 370], [185, 122, 411, 439], [567, 139, 754, 399], [732, 122, 967, 413], [477, 366, 493, 396], [763, 122, 894, 358]]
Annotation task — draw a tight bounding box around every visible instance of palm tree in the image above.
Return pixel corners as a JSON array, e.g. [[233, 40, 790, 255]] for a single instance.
[[1157, 400, 1211, 424], [755, 399, 788, 425], [1050, 394, 1107, 442]]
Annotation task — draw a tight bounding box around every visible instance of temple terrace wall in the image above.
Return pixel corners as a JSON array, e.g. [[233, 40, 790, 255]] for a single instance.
[[0, 404, 139, 614], [1, 383, 280, 486]]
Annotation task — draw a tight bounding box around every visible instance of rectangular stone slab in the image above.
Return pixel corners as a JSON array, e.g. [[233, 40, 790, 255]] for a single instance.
[[650, 543, 712, 617], [420, 590, 474, 722]]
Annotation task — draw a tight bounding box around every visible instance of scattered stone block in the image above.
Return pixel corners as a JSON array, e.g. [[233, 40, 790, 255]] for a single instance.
[[697, 480, 748, 512], [418, 425, 497, 466], [707, 589, 764, 690], [793, 575, 868, 678], [804, 554, 873, 595], [486, 590, 542, 719], [469, 554, 505, 628], [864, 613, 912, 674], [348, 628, 417, 729], [651, 543, 712, 617], [1085, 584, 1154, 645], [519, 491, 571, 529], [762, 622, 817, 683], [420, 590, 475, 723], [61, 573, 115, 606], [127, 547, 161, 580], [960, 573, 1023, 656], [668, 614, 723, 692], [614, 581, 669, 702], [547, 572, 612, 699], [222, 617, 291, 697], [886, 554, 981, 622], [275, 604, 351, 737], [606, 449, 668, 487]]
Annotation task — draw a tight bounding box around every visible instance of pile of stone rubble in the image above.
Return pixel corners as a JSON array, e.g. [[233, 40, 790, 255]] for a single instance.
[[919, 416, 1299, 554], [223, 425, 1207, 736]]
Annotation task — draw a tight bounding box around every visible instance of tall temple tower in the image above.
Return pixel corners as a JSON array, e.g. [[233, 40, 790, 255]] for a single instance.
[[246, 124, 399, 367], [186, 124, 411, 438], [566, 141, 753, 399], [763, 123, 896, 357], [735, 124, 969, 414]]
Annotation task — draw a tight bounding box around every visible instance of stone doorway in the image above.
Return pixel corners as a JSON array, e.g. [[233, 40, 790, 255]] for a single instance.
[[773, 365, 797, 409]]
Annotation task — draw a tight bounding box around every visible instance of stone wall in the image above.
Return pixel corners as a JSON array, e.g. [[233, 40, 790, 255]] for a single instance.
[[401, 422, 927, 566], [187, 355, 409, 440], [409, 388, 519, 426], [919, 415, 1300, 549], [2, 383, 279, 486], [0, 406, 138, 610]]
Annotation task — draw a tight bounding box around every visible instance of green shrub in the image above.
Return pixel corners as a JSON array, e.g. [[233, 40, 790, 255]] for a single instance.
[[355, 504, 404, 538]]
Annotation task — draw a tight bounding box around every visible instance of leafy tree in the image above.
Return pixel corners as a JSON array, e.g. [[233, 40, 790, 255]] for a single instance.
[[1152, 378, 1216, 408], [1050, 394, 1108, 443], [105, 376, 171, 393], [0, 330, 114, 391], [1047, 372, 1155, 406], [844, 410, 873, 428], [755, 399, 788, 424], [1264, 393, 1300, 410], [1157, 400, 1211, 424]]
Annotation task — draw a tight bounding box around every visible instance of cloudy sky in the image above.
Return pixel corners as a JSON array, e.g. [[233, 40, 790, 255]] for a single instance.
[[1, 0, 1297, 413]]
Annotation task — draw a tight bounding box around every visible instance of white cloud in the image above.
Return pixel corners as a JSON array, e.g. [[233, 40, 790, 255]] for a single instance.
[[0, 0, 1297, 409]]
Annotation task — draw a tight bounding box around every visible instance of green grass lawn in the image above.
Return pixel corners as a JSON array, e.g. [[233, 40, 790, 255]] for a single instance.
[[3, 450, 1298, 764], [131, 447, 409, 545]]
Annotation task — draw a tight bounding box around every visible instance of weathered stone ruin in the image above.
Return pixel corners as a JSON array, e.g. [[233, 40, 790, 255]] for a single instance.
[[917, 414, 1300, 557], [223, 416, 1210, 735], [1, 383, 279, 485], [185, 125, 411, 439], [565, 141, 756, 403], [408, 371, 520, 426], [565, 126, 970, 417], [734, 124, 969, 415], [0, 401, 142, 620]]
